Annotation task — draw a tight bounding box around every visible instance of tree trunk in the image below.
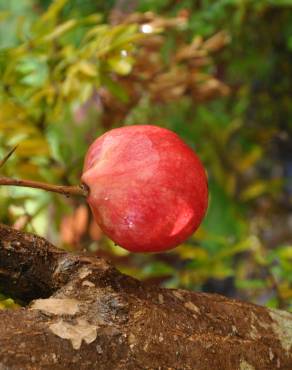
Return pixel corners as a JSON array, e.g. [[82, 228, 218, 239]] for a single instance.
[[0, 223, 291, 370]]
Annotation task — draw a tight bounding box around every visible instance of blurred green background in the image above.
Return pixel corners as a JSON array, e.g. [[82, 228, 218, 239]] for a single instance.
[[0, 0, 291, 311]]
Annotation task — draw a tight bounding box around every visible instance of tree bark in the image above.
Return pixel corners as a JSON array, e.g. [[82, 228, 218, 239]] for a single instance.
[[0, 223, 291, 370]]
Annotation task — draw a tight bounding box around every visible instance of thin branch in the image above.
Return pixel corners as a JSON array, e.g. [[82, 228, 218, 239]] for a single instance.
[[266, 267, 287, 310], [0, 176, 88, 198], [0, 146, 18, 169]]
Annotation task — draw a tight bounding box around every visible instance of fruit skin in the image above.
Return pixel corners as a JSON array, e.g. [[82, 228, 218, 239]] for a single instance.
[[81, 125, 208, 253]]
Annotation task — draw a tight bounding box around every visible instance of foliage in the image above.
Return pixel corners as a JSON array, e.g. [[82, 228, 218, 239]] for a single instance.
[[132, 0, 292, 310], [0, 0, 291, 311]]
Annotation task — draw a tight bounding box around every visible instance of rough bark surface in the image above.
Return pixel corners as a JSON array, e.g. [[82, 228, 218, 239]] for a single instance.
[[0, 223, 291, 370]]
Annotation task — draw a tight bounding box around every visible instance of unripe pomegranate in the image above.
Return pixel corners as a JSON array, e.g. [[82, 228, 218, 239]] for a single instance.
[[81, 125, 208, 252]]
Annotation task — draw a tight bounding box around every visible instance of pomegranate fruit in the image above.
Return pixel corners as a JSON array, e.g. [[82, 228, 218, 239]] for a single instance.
[[81, 125, 208, 252]]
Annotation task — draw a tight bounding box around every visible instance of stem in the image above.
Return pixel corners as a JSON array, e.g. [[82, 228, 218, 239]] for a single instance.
[[0, 176, 89, 198], [0, 146, 18, 169]]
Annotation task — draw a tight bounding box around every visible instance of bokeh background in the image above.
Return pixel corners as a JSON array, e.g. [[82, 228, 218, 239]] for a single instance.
[[0, 0, 291, 311]]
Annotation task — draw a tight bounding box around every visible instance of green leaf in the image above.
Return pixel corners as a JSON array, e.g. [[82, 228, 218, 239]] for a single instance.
[[108, 55, 134, 75], [17, 57, 48, 87], [40, 0, 68, 23], [236, 279, 267, 290], [43, 19, 77, 42], [142, 261, 175, 278]]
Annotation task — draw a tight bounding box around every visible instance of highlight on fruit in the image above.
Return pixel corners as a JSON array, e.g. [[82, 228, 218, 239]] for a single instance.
[[0, 125, 208, 253]]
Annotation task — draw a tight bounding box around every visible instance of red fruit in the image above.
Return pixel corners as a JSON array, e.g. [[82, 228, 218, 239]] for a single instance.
[[81, 125, 208, 253]]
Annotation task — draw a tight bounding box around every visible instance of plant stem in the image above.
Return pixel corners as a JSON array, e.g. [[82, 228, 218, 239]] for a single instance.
[[0, 176, 88, 198], [0, 146, 18, 169]]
